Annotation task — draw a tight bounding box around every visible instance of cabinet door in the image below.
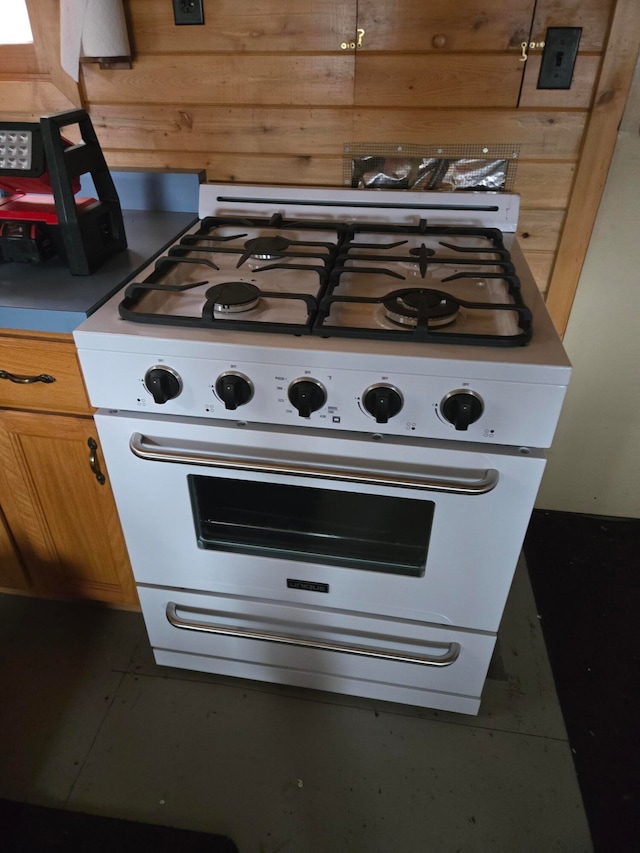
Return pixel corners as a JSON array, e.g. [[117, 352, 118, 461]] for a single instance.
[[0, 505, 28, 591], [355, 0, 536, 108], [0, 410, 137, 605]]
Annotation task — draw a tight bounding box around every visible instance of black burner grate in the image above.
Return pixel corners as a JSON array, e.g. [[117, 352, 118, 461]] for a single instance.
[[118, 215, 534, 346]]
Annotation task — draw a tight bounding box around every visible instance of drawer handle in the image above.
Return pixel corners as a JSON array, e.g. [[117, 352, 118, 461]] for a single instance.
[[166, 602, 461, 667], [130, 433, 499, 496], [0, 369, 56, 385], [88, 437, 106, 485]]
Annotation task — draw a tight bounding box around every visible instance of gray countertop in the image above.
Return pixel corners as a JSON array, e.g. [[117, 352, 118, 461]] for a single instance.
[[0, 209, 197, 333]]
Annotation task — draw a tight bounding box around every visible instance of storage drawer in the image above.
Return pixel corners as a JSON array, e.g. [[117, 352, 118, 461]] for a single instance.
[[0, 336, 92, 414], [138, 586, 496, 714]]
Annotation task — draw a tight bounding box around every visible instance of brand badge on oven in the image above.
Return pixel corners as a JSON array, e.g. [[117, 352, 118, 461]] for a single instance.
[[287, 579, 330, 594]]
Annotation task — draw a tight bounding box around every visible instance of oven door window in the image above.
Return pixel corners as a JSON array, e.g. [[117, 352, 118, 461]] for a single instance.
[[188, 475, 434, 577]]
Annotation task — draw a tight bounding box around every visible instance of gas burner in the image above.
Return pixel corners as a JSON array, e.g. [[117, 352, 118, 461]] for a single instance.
[[205, 281, 261, 314], [242, 236, 290, 262], [383, 288, 459, 328], [407, 244, 436, 277], [408, 245, 436, 258]]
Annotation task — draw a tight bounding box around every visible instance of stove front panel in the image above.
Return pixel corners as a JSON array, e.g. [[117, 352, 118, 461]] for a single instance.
[[79, 345, 568, 447], [94, 409, 546, 635]]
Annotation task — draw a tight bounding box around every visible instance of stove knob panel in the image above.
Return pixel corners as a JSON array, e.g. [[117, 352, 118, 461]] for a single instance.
[[215, 372, 253, 410], [440, 390, 484, 431], [144, 367, 182, 404], [363, 385, 403, 424], [288, 379, 327, 418]]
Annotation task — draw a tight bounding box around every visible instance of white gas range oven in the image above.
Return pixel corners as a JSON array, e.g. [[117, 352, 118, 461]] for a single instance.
[[74, 184, 571, 715]]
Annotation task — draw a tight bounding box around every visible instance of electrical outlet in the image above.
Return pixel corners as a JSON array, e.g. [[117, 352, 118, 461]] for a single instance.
[[537, 27, 581, 89], [172, 0, 204, 26]]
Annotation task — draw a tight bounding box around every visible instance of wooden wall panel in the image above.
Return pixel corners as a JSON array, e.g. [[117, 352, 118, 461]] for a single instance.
[[90, 106, 353, 156], [82, 55, 355, 106], [517, 210, 565, 251], [128, 0, 356, 54], [105, 150, 344, 186], [531, 0, 615, 51], [545, 0, 640, 333], [513, 161, 575, 209], [351, 109, 586, 160], [26, 0, 82, 108], [89, 105, 585, 162], [0, 46, 39, 75], [354, 55, 523, 107], [357, 0, 535, 52], [519, 55, 600, 109], [0, 79, 75, 118]]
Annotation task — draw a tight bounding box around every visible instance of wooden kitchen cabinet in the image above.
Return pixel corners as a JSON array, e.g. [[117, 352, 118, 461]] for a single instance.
[[0, 331, 137, 605], [354, 0, 535, 110], [356, 0, 536, 52], [0, 505, 28, 592]]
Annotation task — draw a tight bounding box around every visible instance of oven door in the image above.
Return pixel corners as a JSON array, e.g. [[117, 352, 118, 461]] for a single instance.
[[95, 410, 545, 633]]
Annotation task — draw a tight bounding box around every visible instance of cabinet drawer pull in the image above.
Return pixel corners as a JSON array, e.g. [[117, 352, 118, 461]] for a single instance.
[[88, 438, 106, 485], [0, 369, 56, 385], [166, 602, 461, 667]]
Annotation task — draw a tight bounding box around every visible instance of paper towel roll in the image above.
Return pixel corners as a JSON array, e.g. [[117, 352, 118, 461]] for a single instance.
[[61, 0, 131, 82]]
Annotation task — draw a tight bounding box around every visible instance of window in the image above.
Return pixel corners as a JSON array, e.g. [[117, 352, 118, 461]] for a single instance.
[[1, 1, 81, 112], [2, 1, 33, 44], [0, 0, 36, 77]]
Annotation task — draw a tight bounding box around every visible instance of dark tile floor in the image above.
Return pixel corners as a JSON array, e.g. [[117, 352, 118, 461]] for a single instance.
[[0, 797, 237, 852], [0, 556, 591, 853], [525, 510, 640, 853]]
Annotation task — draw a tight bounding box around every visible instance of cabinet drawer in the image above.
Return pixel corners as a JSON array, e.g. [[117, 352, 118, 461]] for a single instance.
[[0, 336, 92, 414], [139, 586, 496, 713]]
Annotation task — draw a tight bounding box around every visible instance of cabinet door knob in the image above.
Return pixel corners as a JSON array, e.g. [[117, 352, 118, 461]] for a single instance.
[[0, 369, 55, 384], [88, 438, 106, 485], [432, 34, 447, 49]]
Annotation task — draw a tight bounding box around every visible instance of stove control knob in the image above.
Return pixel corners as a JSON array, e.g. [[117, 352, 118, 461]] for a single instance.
[[363, 385, 403, 424], [441, 390, 484, 431], [288, 379, 327, 418], [215, 372, 253, 410], [144, 367, 182, 404]]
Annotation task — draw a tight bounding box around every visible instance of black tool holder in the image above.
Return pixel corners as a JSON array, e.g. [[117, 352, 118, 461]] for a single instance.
[[40, 109, 127, 275]]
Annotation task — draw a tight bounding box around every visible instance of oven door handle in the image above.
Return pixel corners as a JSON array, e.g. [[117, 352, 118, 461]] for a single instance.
[[129, 433, 499, 495], [165, 602, 461, 667]]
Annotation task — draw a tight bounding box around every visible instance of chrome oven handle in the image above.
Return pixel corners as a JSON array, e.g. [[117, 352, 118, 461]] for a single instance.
[[166, 602, 461, 667], [129, 433, 499, 495]]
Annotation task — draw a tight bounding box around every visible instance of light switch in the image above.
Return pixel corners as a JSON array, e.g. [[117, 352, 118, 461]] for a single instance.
[[537, 28, 582, 90]]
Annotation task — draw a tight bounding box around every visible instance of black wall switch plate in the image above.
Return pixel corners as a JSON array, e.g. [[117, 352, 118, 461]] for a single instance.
[[537, 28, 581, 89], [173, 0, 204, 25]]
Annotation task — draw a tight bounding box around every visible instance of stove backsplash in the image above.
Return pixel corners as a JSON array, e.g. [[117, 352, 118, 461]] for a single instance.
[[345, 143, 520, 192]]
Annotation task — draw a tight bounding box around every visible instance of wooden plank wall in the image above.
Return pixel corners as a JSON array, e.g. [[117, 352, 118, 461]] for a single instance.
[[3, 0, 639, 332]]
